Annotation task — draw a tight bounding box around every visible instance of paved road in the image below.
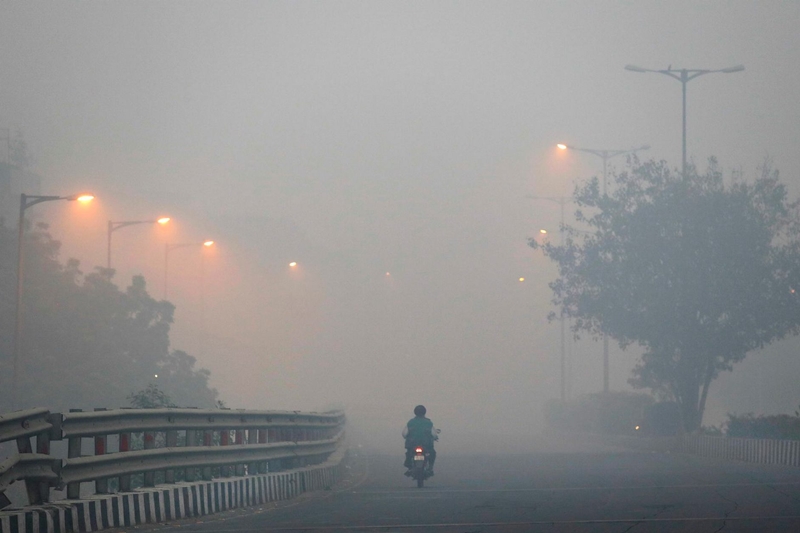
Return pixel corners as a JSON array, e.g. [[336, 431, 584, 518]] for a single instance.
[[122, 443, 800, 532]]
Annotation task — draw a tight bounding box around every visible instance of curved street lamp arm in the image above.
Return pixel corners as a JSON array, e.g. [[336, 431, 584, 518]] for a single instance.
[[21, 195, 64, 211]]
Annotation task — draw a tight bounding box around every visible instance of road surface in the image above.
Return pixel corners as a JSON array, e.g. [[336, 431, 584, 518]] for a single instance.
[[113, 441, 800, 532]]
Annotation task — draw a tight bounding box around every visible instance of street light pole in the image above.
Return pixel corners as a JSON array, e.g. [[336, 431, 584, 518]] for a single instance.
[[557, 144, 650, 195], [528, 195, 571, 403], [12, 193, 94, 409], [107, 217, 170, 273], [624, 64, 744, 177], [556, 143, 649, 393]]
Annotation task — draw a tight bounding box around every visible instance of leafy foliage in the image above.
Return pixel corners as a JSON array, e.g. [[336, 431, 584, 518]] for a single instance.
[[532, 159, 800, 430], [128, 384, 177, 409], [0, 220, 218, 411], [726, 410, 800, 440]]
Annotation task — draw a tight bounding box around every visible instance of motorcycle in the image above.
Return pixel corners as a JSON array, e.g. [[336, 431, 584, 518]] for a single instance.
[[410, 445, 432, 488]]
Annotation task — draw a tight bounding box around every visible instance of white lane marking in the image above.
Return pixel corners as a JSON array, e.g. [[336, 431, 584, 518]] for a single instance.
[[177, 515, 800, 531], [351, 480, 800, 495]]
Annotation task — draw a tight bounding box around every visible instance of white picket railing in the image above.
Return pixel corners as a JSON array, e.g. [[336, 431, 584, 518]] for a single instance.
[[593, 432, 800, 467]]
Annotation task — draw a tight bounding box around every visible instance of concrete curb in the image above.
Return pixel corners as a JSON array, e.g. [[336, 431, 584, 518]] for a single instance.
[[0, 453, 346, 533]]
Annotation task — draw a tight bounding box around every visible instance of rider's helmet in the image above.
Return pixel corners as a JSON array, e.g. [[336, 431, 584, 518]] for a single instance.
[[414, 405, 427, 417]]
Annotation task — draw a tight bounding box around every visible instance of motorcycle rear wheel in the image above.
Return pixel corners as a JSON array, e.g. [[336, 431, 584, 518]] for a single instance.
[[417, 478, 424, 488]]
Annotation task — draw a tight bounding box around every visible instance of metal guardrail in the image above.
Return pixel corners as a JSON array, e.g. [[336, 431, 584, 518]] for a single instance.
[[0, 407, 346, 509], [0, 454, 60, 494], [60, 408, 343, 437], [60, 434, 342, 485], [0, 408, 55, 444], [0, 408, 59, 508]]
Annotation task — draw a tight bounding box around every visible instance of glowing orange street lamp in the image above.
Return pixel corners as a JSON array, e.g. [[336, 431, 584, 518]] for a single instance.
[[289, 261, 297, 267], [12, 192, 95, 408], [107, 216, 171, 271], [164, 240, 215, 298], [557, 144, 568, 150]]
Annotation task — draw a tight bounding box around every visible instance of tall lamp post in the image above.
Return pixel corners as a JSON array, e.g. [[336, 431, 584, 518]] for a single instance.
[[528, 195, 571, 402], [624, 64, 744, 177], [107, 217, 170, 273], [164, 240, 214, 299], [556, 143, 649, 393], [557, 144, 650, 195], [12, 193, 95, 409]]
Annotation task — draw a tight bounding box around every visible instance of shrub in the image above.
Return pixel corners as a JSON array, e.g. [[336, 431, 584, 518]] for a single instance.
[[544, 391, 655, 435], [726, 412, 800, 440]]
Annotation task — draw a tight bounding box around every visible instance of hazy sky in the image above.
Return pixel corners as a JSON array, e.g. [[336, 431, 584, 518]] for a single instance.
[[2, 1, 799, 445]]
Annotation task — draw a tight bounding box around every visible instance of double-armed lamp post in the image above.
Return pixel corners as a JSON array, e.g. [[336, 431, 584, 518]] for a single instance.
[[13, 193, 95, 409], [107, 217, 170, 272], [624, 64, 744, 176]]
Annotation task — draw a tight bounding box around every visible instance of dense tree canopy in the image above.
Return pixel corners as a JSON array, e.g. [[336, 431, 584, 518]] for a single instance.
[[0, 220, 218, 411], [532, 159, 800, 430]]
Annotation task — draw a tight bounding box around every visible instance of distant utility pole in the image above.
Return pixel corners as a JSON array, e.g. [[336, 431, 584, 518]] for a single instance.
[[527, 195, 572, 403], [0, 128, 10, 164]]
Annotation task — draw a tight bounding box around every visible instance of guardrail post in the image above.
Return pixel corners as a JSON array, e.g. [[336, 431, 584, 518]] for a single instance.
[[165, 430, 178, 483], [119, 432, 132, 492], [94, 408, 109, 494], [202, 430, 213, 480], [235, 430, 245, 476], [246, 429, 257, 475], [143, 431, 156, 487], [221, 429, 231, 477], [35, 422, 52, 504], [258, 429, 268, 473], [185, 430, 197, 482], [16, 434, 45, 505], [67, 409, 83, 499]]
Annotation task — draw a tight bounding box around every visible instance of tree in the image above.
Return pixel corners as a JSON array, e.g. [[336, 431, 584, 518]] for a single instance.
[[128, 384, 177, 408], [531, 159, 800, 431], [0, 219, 218, 411], [8, 127, 33, 168]]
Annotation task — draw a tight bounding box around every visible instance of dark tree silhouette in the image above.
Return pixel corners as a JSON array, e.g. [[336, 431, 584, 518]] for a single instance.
[[0, 221, 218, 411]]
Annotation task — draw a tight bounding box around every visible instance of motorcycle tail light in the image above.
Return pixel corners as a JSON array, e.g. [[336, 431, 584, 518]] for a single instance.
[[415, 447, 423, 453]]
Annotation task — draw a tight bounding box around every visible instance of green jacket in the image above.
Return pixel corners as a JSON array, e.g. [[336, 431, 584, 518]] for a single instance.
[[404, 416, 435, 448]]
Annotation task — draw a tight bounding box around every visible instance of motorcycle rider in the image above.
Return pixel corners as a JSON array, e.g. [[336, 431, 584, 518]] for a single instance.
[[403, 405, 439, 475]]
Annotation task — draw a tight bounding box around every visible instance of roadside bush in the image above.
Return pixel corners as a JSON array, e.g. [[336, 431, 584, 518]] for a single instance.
[[544, 392, 655, 435], [726, 411, 800, 440]]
